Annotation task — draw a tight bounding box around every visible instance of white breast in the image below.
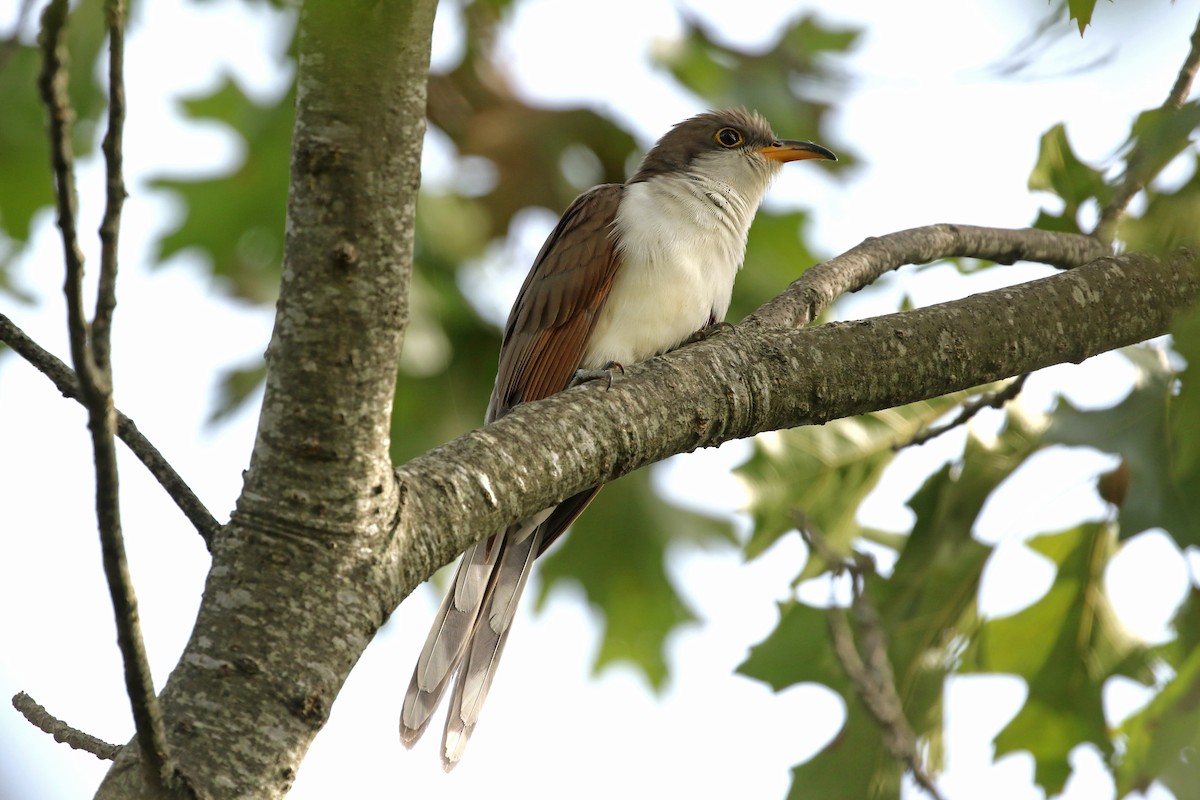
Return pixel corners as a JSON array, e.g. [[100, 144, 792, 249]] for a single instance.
[[581, 172, 768, 370]]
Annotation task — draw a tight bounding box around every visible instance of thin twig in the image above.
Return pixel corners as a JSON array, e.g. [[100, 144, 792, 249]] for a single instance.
[[38, 1, 177, 793], [746, 224, 1111, 332], [896, 373, 1029, 450], [1, 318, 221, 545], [93, 0, 127, 372], [12, 692, 121, 761], [37, 0, 93, 387], [798, 520, 947, 800], [1093, 13, 1200, 242]]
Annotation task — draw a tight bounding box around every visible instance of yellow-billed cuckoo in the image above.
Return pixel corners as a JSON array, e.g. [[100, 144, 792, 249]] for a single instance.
[[401, 109, 836, 767]]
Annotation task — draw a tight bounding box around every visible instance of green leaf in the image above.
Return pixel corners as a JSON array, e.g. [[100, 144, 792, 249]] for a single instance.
[[1171, 300, 1200, 489], [739, 602, 901, 799], [149, 75, 295, 302], [741, 420, 1030, 799], [1146, 584, 1200, 682], [965, 523, 1152, 796], [877, 432, 1013, 706], [1115, 646, 1200, 799], [1125, 102, 1200, 191], [1045, 346, 1200, 546], [1028, 123, 1110, 233], [1068, 0, 1099, 34], [736, 395, 969, 577], [1122, 154, 1200, 252], [209, 361, 267, 424], [535, 470, 733, 689], [0, 0, 108, 256], [739, 599, 850, 693], [789, 700, 901, 800]]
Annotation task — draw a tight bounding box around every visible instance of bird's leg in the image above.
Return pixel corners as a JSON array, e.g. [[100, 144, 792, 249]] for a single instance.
[[683, 320, 735, 346], [571, 361, 624, 391]]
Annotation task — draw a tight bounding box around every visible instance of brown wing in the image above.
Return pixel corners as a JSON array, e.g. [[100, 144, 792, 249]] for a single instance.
[[486, 184, 625, 423]]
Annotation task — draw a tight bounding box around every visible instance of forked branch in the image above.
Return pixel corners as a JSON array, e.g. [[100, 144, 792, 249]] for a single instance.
[[800, 522, 946, 800], [35, 2, 184, 794]]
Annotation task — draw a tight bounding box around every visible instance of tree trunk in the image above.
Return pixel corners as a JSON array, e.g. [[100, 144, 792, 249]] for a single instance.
[[95, 1, 437, 796]]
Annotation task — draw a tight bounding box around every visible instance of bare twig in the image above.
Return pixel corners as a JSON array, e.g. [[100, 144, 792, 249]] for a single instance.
[[0, 314, 221, 544], [798, 521, 947, 800], [93, 0, 127, 371], [38, 1, 179, 793], [12, 692, 121, 761], [37, 1, 90, 384], [1093, 13, 1200, 242], [746, 224, 1111, 331], [1166, 15, 1200, 110], [896, 373, 1029, 450]]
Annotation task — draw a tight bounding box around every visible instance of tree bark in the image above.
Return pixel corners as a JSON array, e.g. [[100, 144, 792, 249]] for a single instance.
[[95, 1, 438, 796]]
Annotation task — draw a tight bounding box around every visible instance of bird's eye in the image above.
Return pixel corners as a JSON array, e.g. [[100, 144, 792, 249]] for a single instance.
[[715, 127, 743, 148]]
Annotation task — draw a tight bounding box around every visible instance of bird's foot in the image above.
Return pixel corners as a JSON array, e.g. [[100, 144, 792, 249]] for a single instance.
[[571, 361, 624, 390], [684, 320, 735, 346]]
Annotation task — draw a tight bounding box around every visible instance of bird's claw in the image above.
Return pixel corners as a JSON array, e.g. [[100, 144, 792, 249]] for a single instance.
[[684, 320, 735, 345], [571, 361, 624, 390]]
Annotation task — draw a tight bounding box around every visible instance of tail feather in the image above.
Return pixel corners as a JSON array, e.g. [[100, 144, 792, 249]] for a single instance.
[[400, 510, 552, 749], [442, 526, 545, 768], [400, 540, 499, 745]]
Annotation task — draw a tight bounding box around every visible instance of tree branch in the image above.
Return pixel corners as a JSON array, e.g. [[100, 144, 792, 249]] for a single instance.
[[92, 0, 127, 372], [37, 0, 91, 384], [38, 2, 181, 794], [388, 242, 1198, 593], [12, 691, 121, 761], [897, 374, 1029, 450], [1094, 12, 1200, 242], [747, 224, 1111, 330], [799, 525, 946, 800], [0, 312, 221, 544], [94, 0, 441, 795]]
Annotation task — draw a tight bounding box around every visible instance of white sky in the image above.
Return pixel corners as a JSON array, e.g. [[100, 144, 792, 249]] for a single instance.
[[1, 0, 1198, 798]]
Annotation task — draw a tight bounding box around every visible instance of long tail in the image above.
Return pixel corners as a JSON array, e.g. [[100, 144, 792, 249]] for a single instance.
[[399, 510, 550, 754], [400, 487, 602, 766], [399, 538, 500, 746], [441, 524, 544, 767]]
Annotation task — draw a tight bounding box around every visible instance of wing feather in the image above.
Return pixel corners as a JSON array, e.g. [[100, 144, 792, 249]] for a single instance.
[[487, 184, 624, 421]]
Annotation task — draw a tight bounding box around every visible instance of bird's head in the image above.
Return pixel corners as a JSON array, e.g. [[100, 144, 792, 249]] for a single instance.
[[628, 108, 836, 197]]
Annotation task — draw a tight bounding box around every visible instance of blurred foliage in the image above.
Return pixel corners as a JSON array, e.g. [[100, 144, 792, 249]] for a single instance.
[[1046, 347, 1200, 547], [737, 394, 972, 572], [740, 2, 1200, 793], [1067, 0, 1099, 34], [1028, 123, 1112, 234], [655, 13, 857, 166], [0, 0, 109, 286], [5, 0, 1200, 798], [966, 523, 1153, 794], [150, 76, 294, 304], [1116, 586, 1200, 799]]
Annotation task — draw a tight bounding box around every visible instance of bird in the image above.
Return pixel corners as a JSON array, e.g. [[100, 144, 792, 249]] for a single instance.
[[400, 108, 836, 767]]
